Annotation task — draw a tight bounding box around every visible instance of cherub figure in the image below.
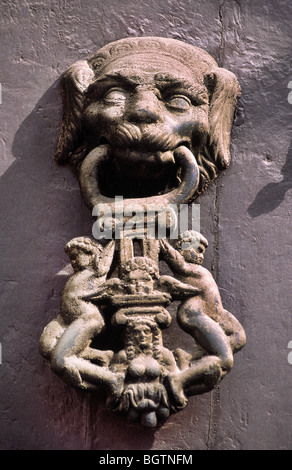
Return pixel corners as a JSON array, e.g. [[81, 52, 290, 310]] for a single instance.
[[160, 231, 246, 407], [39, 237, 123, 394]]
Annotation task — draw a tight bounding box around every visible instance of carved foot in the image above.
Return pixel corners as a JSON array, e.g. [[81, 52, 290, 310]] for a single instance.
[[164, 374, 188, 412], [203, 362, 222, 389]]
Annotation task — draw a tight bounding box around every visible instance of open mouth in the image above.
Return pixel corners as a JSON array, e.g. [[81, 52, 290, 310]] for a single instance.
[[97, 145, 183, 199], [78, 141, 199, 216], [90, 127, 193, 199]]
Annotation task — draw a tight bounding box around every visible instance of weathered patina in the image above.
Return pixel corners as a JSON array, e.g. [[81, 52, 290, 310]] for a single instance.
[[40, 37, 246, 427]]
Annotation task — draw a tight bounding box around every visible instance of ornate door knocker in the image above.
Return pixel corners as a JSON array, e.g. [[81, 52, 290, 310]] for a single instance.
[[40, 37, 246, 428]]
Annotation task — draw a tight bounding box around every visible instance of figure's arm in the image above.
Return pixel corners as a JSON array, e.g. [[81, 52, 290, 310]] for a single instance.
[[80, 347, 114, 367], [94, 240, 115, 277], [159, 275, 200, 299], [108, 350, 128, 373], [82, 278, 123, 301], [160, 239, 193, 275]]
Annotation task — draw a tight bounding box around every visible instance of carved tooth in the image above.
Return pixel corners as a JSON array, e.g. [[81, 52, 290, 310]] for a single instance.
[[155, 150, 175, 164]]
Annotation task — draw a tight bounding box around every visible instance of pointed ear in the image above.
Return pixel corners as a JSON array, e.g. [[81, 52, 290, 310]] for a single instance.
[[55, 60, 94, 165], [205, 68, 241, 169]]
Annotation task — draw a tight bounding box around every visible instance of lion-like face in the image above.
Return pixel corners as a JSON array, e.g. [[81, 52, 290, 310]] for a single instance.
[[81, 59, 209, 198], [56, 38, 240, 212]]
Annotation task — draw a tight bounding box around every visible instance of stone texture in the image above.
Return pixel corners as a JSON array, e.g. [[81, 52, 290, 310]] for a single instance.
[[0, 0, 291, 450]]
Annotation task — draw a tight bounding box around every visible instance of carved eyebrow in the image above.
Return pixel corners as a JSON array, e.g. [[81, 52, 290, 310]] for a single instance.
[[154, 74, 207, 100], [88, 72, 208, 104], [94, 72, 205, 92], [93, 72, 144, 87], [85, 73, 138, 99]]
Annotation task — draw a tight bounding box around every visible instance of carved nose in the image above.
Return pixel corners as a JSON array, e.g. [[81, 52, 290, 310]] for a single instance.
[[131, 108, 159, 123], [128, 91, 160, 123]]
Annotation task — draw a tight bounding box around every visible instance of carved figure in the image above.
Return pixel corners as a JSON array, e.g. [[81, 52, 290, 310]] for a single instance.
[[40, 37, 246, 427], [39, 237, 121, 392], [160, 231, 246, 406], [108, 318, 177, 427]]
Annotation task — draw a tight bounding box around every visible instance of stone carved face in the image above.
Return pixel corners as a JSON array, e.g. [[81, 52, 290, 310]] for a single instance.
[[127, 269, 154, 294], [131, 324, 153, 349], [121, 256, 158, 294], [81, 58, 209, 199], [67, 247, 92, 271], [56, 37, 240, 210]]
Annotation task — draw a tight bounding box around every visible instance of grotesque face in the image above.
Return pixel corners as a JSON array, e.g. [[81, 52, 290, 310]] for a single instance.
[[81, 57, 209, 198], [56, 37, 240, 211]]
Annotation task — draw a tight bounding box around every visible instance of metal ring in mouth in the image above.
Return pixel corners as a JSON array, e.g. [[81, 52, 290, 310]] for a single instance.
[[78, 144, 199, 214]]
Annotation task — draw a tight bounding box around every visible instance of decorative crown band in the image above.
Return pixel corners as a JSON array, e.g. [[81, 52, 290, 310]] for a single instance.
[[87, 37, 217, 76]]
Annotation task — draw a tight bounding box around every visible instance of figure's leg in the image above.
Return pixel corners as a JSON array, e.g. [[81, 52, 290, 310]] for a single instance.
[[51, 309, 105, 361], [166, 298, 234, 408], [39, 314, 66, 360], [177, 299, 234, 374], [166, 355, 222, 410], [50, 308, 119, 392], [220, 309, 247, 353], [63, 355, 125, 396]]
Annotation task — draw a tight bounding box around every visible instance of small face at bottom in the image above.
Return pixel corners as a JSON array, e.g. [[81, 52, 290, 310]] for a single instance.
[[132, 324, 153, 348]]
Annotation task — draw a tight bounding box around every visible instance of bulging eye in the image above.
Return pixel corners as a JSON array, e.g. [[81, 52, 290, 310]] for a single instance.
[[103, 88, 127, 104], [166, 94, 191, 111]]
